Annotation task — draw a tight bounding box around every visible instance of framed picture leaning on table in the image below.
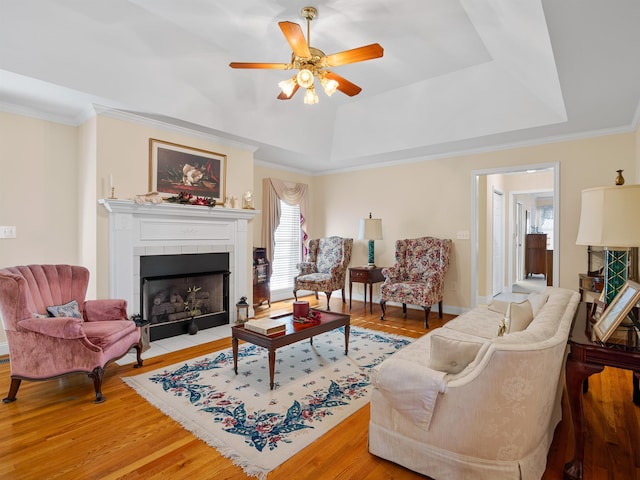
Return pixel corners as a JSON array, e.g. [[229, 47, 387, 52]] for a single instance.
[[594, 280, 640, 342]]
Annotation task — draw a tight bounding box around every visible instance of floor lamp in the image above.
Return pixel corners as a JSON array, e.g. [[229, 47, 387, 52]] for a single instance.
[[576, 184, 640, 305], [359, 213, 383, 268]]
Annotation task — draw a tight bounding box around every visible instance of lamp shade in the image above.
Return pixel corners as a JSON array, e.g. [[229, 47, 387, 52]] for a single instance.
[[576, 185, 640, 248], [359, 217, 383, 241]]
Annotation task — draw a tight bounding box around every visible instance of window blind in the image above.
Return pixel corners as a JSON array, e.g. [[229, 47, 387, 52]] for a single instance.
[[270, 200, 301, 300]]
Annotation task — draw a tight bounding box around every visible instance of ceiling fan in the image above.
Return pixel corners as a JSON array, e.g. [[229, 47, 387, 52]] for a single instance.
[[229, 6, 383, 104]]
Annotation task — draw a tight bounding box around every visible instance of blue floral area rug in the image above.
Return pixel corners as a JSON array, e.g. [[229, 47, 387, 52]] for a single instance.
[[123, 326, 411, 479]]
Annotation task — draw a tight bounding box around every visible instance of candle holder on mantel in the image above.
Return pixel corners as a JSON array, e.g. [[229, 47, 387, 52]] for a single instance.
[[110, 187, 117, 199]]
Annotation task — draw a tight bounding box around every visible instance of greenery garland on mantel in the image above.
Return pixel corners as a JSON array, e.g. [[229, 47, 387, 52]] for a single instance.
[[166, 192, 216, 207]]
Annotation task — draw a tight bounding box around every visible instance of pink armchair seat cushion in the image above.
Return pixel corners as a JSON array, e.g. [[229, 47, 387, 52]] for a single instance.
[[82, 320, 138, 348]]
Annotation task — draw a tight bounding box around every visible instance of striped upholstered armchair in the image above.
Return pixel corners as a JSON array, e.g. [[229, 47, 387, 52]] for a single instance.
[[293, 236, 353, 310], [379, 237, 452, 328]]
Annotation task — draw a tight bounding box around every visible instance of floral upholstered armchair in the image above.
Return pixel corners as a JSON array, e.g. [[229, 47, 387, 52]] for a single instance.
[[293, 236, 353, 310], [0, 265, 143, 404], [380, 237, 452, 328]]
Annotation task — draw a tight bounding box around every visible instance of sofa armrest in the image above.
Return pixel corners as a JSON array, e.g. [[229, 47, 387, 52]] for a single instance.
[[372, 357, 447, 430], [18, 317, 85, 339], [83, 299, 128, 322]]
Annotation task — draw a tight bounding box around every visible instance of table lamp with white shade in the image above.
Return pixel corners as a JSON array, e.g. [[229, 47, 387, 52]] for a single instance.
[[358, 213, 383, 268], [576, 184, 640, 304]]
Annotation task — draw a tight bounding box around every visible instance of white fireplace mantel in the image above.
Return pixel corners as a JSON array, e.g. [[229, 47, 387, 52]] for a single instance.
[[99, 199, 259, 323]]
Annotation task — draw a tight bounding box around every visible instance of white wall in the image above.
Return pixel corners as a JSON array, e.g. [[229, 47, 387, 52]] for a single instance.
[[1, 107, 639, 326]]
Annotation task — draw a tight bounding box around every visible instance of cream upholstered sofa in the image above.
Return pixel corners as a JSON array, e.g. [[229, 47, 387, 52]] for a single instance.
[[369, 287, 580, 480]]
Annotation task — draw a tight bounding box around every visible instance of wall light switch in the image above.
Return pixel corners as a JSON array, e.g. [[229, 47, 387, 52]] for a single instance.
[[0, 226, 17, 238], [456, 230, 470, 240]]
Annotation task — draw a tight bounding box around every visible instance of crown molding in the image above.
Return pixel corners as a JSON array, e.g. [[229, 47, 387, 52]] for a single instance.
[[92, 105, 257, 153]]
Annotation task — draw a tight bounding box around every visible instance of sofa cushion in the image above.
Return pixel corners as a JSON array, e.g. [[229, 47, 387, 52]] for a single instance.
[[527, 291, 549, 316], [429, 334, 484, 374], [509, 301, 534, 332], [443, 307, 504, 339], [46, 300, 82, 319]]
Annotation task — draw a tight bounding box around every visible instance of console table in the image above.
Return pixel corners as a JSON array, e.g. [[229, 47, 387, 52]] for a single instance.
[[349, 267, 384, 314], [564, 302, 640, 480]]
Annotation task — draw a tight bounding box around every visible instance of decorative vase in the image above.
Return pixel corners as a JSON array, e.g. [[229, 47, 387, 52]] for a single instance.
[[615, 169, 625, 185], [187, 317, 199, 335]]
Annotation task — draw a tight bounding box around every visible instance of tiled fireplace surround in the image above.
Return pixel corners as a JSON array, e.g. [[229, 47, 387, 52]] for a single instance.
[[100, 199, 258, 328]]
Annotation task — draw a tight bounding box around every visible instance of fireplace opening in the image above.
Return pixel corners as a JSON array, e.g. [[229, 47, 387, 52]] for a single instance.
[[140, 253, 230, 341]]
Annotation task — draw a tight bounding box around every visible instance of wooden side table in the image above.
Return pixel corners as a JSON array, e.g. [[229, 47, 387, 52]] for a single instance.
[[564, 302, 640, 480], [349, 267, 384, 314]]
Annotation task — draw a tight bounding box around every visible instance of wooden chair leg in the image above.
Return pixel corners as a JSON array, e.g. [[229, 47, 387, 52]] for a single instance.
[[438, 300, 443, 318], [2, 378, 21, 403], [133, 340, 144, 369], [88, 366, 106, 404], [402, 303, 407, 318], [380, 300, 386, 320], [293, 289, 298, 301], [423, 306, 432, 329], [325, 292, 332, 310], [341, 288, 346, 303]]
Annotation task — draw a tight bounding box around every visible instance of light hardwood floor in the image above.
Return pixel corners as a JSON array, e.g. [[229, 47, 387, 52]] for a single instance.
[[1, 296, 639, 479]]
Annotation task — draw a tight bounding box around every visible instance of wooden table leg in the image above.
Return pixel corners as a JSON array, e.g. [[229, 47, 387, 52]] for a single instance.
[[368, 283, 373, 313], [344, 325, 350, 354], [634, 371, 640, 406], [349, 278, 352, 310], [563, 356, 604, 480], [268, 348, 276, 390], [232, 336, 239, 374]]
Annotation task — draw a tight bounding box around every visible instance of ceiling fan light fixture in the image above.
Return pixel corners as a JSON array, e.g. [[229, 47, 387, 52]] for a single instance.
[[296, 69, 315, 89], [320, 76, 339, 96], [278, 76, 297, 97], [304, 86, 319, 105]]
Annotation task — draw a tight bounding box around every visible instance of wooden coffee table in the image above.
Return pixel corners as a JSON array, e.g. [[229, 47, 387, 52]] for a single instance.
[[231, 309, 350, 390]]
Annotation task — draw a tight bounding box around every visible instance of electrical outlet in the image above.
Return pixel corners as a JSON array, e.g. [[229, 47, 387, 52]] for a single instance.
[[456, 230, 469, 240], [0, 226, 16, 238]]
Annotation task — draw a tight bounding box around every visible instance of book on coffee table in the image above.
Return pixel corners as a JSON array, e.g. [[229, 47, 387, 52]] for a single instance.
[[244, 318, 287, 336]]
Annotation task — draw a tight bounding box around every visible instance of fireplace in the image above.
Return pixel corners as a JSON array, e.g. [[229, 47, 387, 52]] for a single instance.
[[99, 199, 258, 341], [140, 253, 230, 340]]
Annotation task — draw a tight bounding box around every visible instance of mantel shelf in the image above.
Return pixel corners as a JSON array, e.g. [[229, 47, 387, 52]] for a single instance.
[[99, 198, 259, 220]]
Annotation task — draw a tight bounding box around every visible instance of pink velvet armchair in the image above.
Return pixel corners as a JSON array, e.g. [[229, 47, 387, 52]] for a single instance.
[[379, 237, 452, 328], [0, 265, 142, 404], [293, 236, 353, 310]]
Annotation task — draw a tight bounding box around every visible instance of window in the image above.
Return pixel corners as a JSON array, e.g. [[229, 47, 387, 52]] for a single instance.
[[270, 200, 301, 301]]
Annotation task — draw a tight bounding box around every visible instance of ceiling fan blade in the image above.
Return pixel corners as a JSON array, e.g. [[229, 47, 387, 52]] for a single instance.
[[278, 21, 311, 58], [324, 72, 362, 97], [229, 62, 290, 69], [277, 84, 300, 100], [325, 43, 384, 67]]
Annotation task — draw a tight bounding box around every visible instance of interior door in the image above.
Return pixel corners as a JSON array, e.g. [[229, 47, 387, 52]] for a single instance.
[[516, 201, 525, 281], [492, 189, 505, 297]]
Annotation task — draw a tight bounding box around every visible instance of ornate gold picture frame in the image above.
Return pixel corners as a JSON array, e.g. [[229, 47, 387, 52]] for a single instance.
[[149, 138, 226, 203]]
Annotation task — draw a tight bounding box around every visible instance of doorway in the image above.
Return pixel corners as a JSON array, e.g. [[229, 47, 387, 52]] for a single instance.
[[471, 163, 559, 307]]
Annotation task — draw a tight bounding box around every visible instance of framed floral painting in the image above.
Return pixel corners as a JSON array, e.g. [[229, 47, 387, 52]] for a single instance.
[[149, 138, 226, 203]]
